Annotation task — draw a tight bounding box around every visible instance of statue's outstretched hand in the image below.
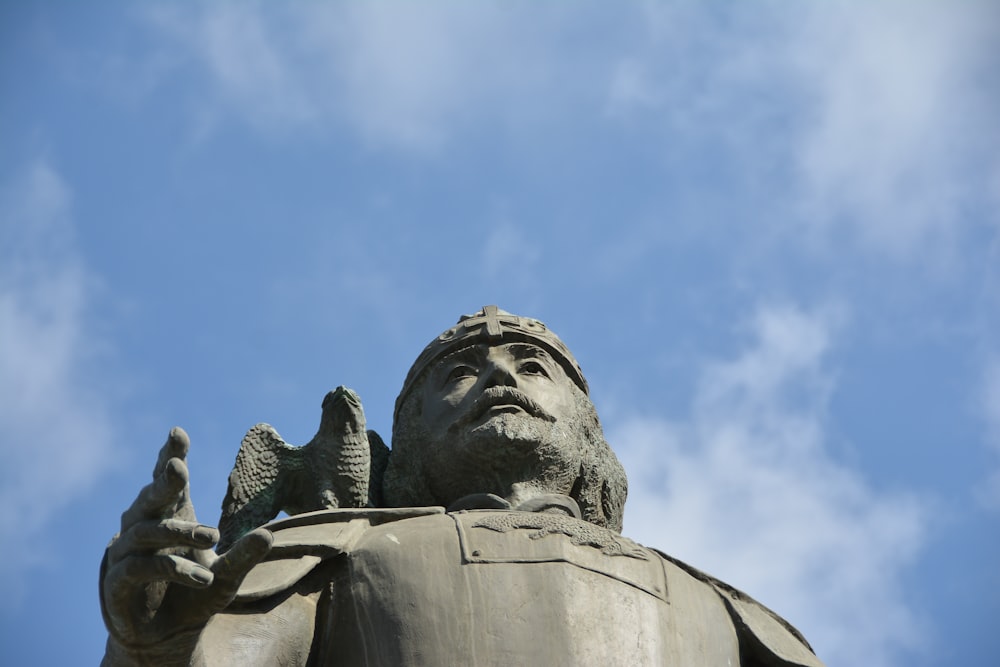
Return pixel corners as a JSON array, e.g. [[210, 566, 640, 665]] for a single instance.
[[100, 428, 272, 663]]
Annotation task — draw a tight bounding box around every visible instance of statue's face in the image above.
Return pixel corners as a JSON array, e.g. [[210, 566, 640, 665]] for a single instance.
[[386, 336, 626, 528], [395, 341, 583, 504], [420, 341, 577, 443]]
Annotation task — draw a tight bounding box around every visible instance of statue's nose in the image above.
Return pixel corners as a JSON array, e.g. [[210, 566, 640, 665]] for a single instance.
[[482, 360, 517, 389]]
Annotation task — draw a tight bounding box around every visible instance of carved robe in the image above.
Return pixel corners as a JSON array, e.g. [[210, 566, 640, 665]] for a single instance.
[[193, 508, 824, 667]]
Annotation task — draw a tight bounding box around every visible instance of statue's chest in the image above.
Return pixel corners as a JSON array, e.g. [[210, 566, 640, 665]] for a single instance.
[[324, 512, 738, 667]]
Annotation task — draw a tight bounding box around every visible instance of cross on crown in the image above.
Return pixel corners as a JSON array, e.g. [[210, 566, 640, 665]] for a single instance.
[[458, 305, 525, 340]]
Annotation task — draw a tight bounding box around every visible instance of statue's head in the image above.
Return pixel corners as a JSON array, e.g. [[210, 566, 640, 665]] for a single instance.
[[383, 306, 627, 532]]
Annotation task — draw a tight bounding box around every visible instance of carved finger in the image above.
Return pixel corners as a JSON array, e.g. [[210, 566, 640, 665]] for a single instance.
[[120, 458, 188, 531], [108, 519, 218, 563], [153, 427, 189, 478], [105, 554, 214, 617], [208, 528, 273, 603]]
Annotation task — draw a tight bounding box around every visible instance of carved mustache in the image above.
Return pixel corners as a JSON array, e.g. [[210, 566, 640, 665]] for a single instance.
[[451, 386, 556, 430]]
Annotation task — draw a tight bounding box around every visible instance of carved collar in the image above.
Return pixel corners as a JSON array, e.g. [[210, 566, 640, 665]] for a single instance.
[[446, 492, 582, 520]]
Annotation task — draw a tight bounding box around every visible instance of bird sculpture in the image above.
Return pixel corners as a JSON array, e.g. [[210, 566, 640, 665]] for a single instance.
[[217, 386, 389, 552]]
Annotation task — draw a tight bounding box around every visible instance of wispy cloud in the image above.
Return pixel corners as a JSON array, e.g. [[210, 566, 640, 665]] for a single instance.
[[141, 2, 584, 151], [790, 3, 1000, 257], [612, 304, 928, 667], [976, 357, 1000, 510], [144, 3, 318, 137], [0, 160, 118, 604], [482, 221, 541, 284], [610, 2, 1000, 260], [307, 4, 521, 151], [134, 2, 999, 260]]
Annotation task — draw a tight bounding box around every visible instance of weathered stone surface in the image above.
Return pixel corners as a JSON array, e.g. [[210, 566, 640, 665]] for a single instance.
[[100, 306, 825, 666]]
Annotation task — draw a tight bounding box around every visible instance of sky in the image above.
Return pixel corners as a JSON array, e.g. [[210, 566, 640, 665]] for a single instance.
[[1, 2, 998, 665]]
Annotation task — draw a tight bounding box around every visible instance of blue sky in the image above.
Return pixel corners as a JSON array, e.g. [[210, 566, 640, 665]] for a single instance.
[[1, 2, 998, 665]]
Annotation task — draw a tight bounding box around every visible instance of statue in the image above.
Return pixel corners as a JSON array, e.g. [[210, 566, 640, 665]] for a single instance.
[[100, 306, 825, 666]]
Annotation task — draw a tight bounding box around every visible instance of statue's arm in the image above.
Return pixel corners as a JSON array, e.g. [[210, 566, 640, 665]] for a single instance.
[[714, 583, 825, 667], [100, 428, 272, 666], [721, 590, 826, 667], [654, 550, 825, 667]]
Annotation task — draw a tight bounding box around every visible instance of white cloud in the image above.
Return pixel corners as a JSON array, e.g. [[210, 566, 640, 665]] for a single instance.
[[0, 161, 118, 604], [790, 3, 999, 257], [143, 2, 574, 151], [611, 304, 928, 667], [135, 2, 998, 255], [482, 221, 541, 283], [309, 4, 519, 151], [611, 2, 1000, 259], [976, 357, 1000, 510], [606, 58, 662, 117], [145, 3, 318, 135]]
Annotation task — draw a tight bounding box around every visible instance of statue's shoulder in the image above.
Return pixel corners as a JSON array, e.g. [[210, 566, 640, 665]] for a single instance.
[[233, 507, 445, 602], [652, 549, 825, 667]]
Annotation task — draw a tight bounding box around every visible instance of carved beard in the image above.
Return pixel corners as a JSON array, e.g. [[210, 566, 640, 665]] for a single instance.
[[384, 379, 628, 532], [395, 403, 583, 509]]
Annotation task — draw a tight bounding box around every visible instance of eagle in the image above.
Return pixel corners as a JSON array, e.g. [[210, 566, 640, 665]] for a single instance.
[[217, 386, 389, 552]]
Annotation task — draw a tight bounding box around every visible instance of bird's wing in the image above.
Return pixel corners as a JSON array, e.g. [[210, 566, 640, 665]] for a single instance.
[[367, 429, 389, 507], [218, 423, 297, 552]]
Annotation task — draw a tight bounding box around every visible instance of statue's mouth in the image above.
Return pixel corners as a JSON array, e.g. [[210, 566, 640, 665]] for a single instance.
[[454, 386, 556, 429]]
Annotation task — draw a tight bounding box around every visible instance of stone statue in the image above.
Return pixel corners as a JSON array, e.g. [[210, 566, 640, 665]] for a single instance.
[[100, 306, 825, 666]]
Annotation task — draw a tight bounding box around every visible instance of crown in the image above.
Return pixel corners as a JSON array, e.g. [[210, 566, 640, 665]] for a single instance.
[[394, 305, 588, 421]]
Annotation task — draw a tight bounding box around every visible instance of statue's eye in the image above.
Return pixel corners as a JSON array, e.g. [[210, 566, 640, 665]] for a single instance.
[[520, 361, 548, 377], [446, 365, 477, 383]]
